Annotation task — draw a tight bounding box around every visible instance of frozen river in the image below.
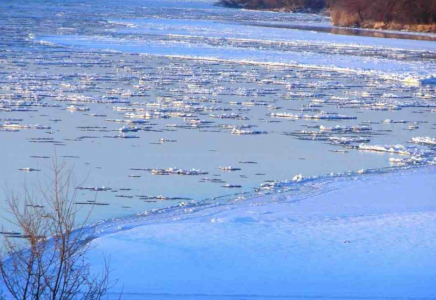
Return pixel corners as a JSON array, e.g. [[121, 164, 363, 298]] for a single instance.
[[0, 0, 435, 229]]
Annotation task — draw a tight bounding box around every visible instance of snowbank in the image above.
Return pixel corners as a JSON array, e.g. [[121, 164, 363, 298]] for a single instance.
[[88, 167, 436, 299]]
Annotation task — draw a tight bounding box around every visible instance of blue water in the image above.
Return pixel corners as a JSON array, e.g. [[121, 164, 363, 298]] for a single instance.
[[0, 0, 435, 231]]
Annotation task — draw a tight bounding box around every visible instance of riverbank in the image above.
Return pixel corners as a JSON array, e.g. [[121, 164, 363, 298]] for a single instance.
[[217, 0, 436, 33], [242, 21, 436, 42], [350, 23, 436, 34], [88, 166, 436, 299], [329, 0, 436, 33], [216, 0, 326, 13]]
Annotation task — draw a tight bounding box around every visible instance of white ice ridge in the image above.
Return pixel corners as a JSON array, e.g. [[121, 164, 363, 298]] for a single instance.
[[0, 122, 51, 130], [67, 105, 90, 112], [231, 128, 267, 135], [356, 142, 436, 167], [405, 75, 436, 86], [158, 54, 436, 87], [86, 167, 436, 299], [139, 167, 209, 176], [357, 144, 419, 155], [411, 137, 436, 146], [270, 111, 356, 120]]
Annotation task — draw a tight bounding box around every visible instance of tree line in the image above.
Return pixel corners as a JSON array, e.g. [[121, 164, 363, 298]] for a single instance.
[[218, 0, 436, 32], [329, 0, 436, 31], [217, 0, 325, 11]]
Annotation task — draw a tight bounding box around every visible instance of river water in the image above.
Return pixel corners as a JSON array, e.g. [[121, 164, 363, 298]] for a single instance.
[[0, 0, 435, 229]]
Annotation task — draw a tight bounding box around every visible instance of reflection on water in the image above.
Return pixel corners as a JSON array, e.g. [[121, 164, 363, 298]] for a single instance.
[[247, 22, 436, 42]]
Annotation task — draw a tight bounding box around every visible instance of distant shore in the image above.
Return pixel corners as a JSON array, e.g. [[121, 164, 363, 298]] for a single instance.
[[215, 0, 325, 13], [243, 22, 436, 42], [217, 0, 436, 33]]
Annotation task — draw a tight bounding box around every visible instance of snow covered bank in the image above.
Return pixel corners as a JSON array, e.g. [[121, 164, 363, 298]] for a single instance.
[[88, 167, 436, 299]]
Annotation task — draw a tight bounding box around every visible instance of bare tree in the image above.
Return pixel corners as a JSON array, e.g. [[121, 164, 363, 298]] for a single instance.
[[0, 160, 114, 300]]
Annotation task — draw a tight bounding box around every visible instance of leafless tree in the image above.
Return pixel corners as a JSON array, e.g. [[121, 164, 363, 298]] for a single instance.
[[0, 160, 114, 300]]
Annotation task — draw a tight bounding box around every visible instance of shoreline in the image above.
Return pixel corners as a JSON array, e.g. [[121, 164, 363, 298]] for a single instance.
[[217, 3, 436, 34], [241, 21, 436, 42], [85, 162, 436, 244], [87, 164, 436, 299]]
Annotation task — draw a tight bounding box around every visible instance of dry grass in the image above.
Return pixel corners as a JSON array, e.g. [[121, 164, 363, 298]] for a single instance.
[[329, 9, 359, 27], [359, 22, 436, 33], [400, 24, 436, 33]]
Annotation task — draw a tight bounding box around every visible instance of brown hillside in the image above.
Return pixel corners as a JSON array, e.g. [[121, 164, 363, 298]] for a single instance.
[[328, 0, 436, 32]]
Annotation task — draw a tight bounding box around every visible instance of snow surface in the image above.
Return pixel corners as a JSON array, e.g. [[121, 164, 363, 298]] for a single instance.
[[88, 167, 436, 299]]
